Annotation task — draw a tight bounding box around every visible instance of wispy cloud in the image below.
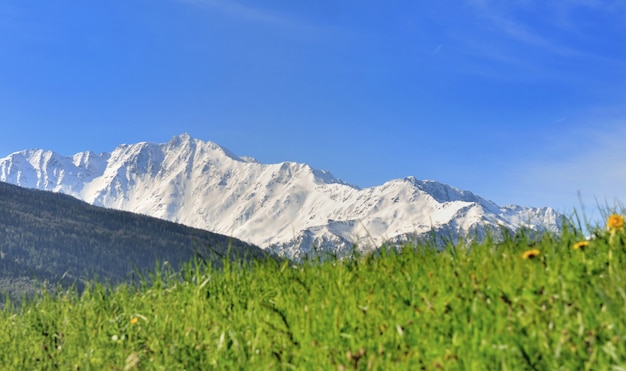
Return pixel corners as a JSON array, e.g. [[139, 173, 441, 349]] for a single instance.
[[175, 0, 321, 34], [458, 0, 626, 86], [467, 0, 625, 53], [178, 0, 285, 25], [467, 1, 584, 58], [513, 121, 626, 214]]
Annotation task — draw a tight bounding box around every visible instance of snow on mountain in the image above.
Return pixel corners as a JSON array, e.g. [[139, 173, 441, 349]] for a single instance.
[[0, 133, 562, 258]]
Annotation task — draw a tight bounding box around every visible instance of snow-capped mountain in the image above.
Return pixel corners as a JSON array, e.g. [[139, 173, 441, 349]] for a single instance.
[[0, 133, 561, 258]]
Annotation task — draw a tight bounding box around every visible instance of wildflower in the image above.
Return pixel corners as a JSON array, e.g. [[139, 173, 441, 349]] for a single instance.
[[130, 317, 138, 325], [573, 241, 590, 250], [522, 249, 540, 259], [607, 214, 624, 231]]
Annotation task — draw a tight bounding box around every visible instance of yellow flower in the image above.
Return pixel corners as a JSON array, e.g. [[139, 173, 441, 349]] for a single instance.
[[573, 241, 590, 250], [607, 214, 624, 230], [130, 317, 138, 325], [522, 249, 540, 259]]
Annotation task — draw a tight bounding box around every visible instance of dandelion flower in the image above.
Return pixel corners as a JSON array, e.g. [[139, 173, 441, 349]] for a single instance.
[[607, 214, 624, 230], [573, 241, 590, 250], [130, 317, 138, 325], [522, 249, 540, 259]]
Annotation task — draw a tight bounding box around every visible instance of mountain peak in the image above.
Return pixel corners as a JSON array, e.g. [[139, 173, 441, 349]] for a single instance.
[[167, 132, 193, 147], [166, 133, 250, 163]]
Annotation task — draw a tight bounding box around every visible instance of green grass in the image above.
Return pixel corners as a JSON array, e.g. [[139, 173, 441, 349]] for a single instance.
[[2, 217, 626, 370]]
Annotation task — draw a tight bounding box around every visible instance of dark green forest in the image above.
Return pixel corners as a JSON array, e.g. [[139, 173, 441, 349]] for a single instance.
[[0, 182, 269, 301]]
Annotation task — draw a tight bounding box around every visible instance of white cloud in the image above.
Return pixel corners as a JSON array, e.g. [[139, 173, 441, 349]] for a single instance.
[[513, 122, 626, 216]]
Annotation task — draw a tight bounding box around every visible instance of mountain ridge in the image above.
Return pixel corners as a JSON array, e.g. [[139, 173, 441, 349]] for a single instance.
[[0, 180, 269, 301], [0, 133, 561, 258]]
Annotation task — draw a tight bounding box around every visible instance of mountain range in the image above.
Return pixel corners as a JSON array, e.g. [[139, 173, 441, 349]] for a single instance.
[[0, 133, 561, 258]]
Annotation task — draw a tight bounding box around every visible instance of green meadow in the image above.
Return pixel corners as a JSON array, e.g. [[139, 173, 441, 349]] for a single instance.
[[2, 214, 626, 370]]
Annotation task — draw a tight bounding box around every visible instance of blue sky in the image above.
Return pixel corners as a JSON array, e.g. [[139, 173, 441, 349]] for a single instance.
[[1, 0, 625, 217]]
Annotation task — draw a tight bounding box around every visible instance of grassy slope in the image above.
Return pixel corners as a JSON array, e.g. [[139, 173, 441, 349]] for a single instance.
[[1, 221, 626, 369]]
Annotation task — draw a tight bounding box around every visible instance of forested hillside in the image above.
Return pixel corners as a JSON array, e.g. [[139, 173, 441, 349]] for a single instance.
[[0, 182, 269, 301]]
